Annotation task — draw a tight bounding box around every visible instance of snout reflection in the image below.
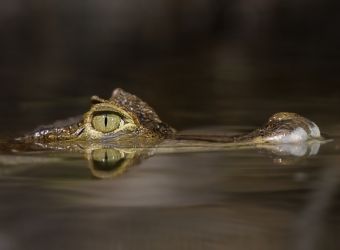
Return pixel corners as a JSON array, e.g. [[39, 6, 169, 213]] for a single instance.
[[91, 149, 125, 171], [257, 140, 322, 165], [263, 141, 321, 157]]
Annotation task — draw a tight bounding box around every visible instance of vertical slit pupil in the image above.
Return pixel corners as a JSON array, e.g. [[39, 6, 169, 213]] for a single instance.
[[104, 150, 108, 162], [104, 114, 108, 127]]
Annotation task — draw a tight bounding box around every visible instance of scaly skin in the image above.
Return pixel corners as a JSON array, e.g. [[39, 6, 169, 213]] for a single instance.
[[0, 88, 325, 179], [16, 88, 175, 144], [14, 88, 322, 148]]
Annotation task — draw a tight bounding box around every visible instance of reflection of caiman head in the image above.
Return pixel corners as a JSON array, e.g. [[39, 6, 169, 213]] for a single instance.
[[86, 147, 146, 179], [84, 139, 324, 179]]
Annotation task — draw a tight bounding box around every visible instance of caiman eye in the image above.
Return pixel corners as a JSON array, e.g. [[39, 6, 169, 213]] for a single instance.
[[91, 111, 124, 133]]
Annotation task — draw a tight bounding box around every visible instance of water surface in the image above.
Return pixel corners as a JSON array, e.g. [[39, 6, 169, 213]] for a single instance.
[[0, 96, 339, 250]]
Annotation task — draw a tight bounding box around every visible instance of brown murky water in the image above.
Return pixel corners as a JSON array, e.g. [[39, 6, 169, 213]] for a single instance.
[[0, 95, 339, 250]]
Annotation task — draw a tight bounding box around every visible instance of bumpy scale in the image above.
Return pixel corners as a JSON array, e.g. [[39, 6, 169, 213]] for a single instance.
[[16, 88, 322, 146]]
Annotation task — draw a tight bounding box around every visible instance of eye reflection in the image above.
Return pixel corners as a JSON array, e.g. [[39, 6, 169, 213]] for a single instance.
[[87, 148, 141, 179], [91, 148, 125, 171], [89, 149, 125, 177]]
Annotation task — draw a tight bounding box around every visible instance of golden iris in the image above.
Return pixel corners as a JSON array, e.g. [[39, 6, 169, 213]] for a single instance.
[[92, 112, 122, 133]]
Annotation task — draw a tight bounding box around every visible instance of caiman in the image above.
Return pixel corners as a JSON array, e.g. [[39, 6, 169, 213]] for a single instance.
[[0, 88, 325, 178]]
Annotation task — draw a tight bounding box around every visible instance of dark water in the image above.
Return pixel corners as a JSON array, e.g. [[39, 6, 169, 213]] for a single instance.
[[1, 0, 340, 248], [0, 94, 340, 250]]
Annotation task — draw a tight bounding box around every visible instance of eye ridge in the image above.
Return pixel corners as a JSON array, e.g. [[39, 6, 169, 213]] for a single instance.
[[92, 110, 122, 117]]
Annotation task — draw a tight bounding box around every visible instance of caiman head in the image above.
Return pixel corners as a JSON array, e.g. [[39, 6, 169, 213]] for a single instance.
[[8, 91, 325, 179], [17, 88, 175, 145]]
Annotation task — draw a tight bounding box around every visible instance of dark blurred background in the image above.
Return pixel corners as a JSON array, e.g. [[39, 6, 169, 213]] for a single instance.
[[0, 0, 340, 133]]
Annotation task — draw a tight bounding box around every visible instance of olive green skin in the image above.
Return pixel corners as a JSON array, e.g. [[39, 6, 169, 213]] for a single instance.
[[0, 88, 324, 179], [14, 88, 321, 149], [16, 88, 175, 145]]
